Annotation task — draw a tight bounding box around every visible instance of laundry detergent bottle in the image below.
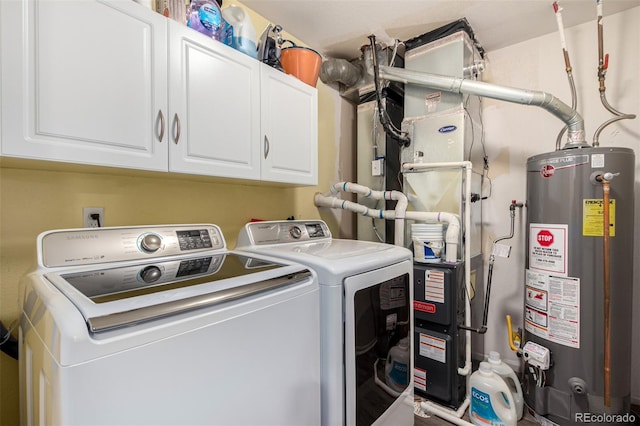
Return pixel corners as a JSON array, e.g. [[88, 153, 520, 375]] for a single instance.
[[487, 351, 524, 420], [385, 337, 410, 392], [221, 5, 257, 58], [187, 0, 226, 41], [469, 362, 517, 426]]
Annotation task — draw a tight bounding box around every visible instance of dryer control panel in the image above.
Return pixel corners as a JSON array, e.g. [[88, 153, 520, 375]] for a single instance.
[[237, 220, 332, 246]]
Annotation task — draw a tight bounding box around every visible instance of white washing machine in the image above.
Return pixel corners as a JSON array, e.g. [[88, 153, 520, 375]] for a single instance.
[[236, 220, 414, 426], [19, 224, 321, 426]]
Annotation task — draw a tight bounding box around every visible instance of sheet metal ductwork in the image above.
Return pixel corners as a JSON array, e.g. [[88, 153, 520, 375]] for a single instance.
[[319, 58, 362, 87]]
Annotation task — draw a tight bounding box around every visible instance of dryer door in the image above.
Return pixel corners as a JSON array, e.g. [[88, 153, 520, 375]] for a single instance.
[[343, 260, 414, 426]]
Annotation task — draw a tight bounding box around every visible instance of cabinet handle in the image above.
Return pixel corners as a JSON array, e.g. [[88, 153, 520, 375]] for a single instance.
[[173, 113, 181, 144], [264, 135, 270, 159], [158, 110, 165, 143]]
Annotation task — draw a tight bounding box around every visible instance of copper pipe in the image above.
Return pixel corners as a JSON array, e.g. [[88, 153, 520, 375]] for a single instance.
[[601, 179, 611, 407]]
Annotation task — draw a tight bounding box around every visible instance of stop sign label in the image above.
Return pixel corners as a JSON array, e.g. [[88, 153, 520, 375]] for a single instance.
[[537, 230, 554, 246]]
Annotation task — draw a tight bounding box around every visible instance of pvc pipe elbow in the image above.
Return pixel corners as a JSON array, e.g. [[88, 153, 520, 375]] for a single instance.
[[444, 243, 458, 263]]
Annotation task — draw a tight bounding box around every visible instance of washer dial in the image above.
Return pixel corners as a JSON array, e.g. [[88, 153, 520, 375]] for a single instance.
[[140, 233, 163, 253], [289, 226, 302, 239]]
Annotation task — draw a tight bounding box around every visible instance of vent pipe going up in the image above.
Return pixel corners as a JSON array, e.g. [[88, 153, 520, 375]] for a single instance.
[[366, 36, 588, 149]]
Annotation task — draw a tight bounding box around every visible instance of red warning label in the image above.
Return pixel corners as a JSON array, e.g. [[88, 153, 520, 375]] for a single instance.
[[537, 230, 554, 247], [529, 224, 568, 276]]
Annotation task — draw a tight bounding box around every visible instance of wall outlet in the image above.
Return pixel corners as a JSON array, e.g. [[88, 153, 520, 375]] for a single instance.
[[83, 207, 104, 228], [371, 158, 383, 176]]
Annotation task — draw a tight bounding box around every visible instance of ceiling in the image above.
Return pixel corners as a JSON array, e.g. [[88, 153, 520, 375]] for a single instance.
[[240, 0, 639, 59]]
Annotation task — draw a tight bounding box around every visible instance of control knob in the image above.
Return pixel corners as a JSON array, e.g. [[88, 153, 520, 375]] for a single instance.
[[289, 226, 302, 239], [140, 233, 162, 253], [139, 265, 162, 283]]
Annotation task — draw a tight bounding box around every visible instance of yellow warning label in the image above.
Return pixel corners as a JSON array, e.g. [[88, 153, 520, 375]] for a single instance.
[[583, 199, 615, 237]]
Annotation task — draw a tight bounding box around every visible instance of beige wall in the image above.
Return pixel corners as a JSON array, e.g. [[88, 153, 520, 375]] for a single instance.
[[0, 5, 350, 423]]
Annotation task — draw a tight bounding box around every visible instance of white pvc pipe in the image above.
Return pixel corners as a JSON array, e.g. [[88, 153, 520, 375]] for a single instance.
[[314, 194, 460, 262], [404, 211, 459, 263], [329, 182, 408, 246], [402, 161, 473, 376], [421, 398, 473, 426]]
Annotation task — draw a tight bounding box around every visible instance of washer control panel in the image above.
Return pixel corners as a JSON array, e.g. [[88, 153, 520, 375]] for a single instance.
[[238, 220, 332, 246], [41, 224, 223, 267]]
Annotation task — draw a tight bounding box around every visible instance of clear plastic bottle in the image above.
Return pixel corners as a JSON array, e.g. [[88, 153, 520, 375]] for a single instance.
[[186, 0, 226, 41], [487, 351, 524, 420], [469, 362, 517, 426]]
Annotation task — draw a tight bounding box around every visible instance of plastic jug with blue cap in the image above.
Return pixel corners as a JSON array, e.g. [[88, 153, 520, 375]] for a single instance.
[[487, 351, 524, 420], [470, 362, 517, 426], [221, 5, 257, 58]]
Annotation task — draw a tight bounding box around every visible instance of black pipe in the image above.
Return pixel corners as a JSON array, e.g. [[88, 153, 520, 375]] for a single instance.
[[459, 200, 523, 335]]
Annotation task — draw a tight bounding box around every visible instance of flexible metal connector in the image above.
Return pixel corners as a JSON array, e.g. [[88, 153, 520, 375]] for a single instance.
[[593, 0, 636, 146]]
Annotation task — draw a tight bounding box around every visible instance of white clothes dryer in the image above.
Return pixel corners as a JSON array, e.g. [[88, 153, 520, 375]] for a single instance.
[[19, 224, 321, 426], [236, 220, 414, 426]]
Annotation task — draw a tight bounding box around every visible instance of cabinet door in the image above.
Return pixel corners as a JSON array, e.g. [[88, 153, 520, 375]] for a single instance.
[[260, 65, 318, 185], [0, 0, 168, 171], [168, 21, 260, 179]]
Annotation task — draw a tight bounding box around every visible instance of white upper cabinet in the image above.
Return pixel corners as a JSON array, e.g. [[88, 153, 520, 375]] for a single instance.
[[167, 21, 261, 180], [0, 0, 317, 185], [0, 0, 169, 171], [260, 65, 318, 185]]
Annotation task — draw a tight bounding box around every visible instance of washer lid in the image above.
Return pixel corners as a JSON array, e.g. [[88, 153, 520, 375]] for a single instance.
[[44, 252, 311, 333]]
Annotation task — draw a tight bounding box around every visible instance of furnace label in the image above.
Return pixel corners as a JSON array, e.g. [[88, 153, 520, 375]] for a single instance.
[[525, 270, 580, 348], [583, 199, 616, 237], [419, 333, 446, 363], [424, 269, 445, 304], [529, 224, 568, 276], [414, 367, 427, 392]]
